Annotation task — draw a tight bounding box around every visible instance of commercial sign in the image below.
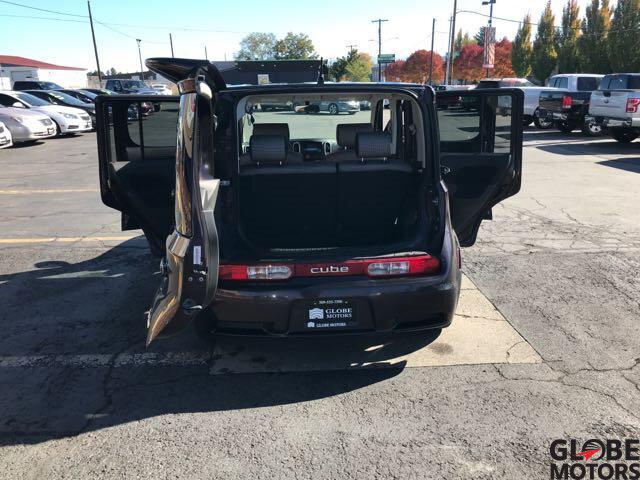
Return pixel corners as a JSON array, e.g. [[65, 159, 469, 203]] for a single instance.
[[482, 26, 496, 69]]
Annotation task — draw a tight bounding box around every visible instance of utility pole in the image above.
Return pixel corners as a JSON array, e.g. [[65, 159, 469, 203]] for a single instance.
[[483, 0, 496, 78], [445, 16, 452, 85], [136, 39, 144, 82], [169, 33, 174, 57], [87, 1, 102, 85], [448, 0, 458, 85], [371, 18, 388, 82], [204, 46, 208, 60], [429, 18, 435, 85]]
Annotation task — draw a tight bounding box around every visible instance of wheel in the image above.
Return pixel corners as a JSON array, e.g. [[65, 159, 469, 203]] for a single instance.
[[533, 109, 553, 129], [557, 122, 577, 134], [348, 111, 356, 115], [328, 103, 339, 115], [581, 119, 602, 137], [611, 128, 639, 143], [52, 120, 62, 136]]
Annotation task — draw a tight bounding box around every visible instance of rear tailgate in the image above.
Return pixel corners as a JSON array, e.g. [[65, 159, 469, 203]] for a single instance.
[[589, 90, 632, 118], [539, 90, 568, 115]]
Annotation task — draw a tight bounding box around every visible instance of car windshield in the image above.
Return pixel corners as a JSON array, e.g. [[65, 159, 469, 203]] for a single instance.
[[47, 91, 87, 106], [242, 96, 376, 141], [40, 81, 62, 89], [77, 90, 98, 100], [500, 79, 534, 87], [13, 92, 50, 107], [122, 81, 147, 90]]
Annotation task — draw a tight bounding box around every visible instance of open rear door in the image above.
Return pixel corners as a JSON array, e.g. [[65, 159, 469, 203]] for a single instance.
[[436, 88, 523, 246], [97, 57, 226, 344]]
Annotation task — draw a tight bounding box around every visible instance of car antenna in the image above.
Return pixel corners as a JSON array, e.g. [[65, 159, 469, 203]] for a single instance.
[[317, 58, 325, 85]]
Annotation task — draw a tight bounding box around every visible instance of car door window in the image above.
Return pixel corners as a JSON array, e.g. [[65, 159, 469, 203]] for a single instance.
[[436, 90, 523, 246], [557, 77, 568, 89]]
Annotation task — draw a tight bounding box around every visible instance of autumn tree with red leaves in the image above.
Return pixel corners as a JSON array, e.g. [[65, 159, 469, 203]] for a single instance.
[[383, 50, 444, 83]]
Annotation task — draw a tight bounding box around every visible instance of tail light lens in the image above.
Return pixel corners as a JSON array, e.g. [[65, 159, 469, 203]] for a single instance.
[[219, 264, 293, 281], [562, 95, 572, 109], [626, 98, 640, 113], [219, 255, 440, 282]]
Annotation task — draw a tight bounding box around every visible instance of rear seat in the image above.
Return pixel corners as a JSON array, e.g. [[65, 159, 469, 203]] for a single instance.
[[336, 132, 415, 243], [326, 123, 372, 163], [239, 135, 338, 246]]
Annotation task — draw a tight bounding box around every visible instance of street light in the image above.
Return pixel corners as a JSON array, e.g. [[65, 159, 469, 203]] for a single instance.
[[136, 39, 144, 82]]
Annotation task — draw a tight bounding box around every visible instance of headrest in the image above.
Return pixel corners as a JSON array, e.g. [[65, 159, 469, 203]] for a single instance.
[[253, 123, 290, 141], [336, 123, 372, 148], [250, 135, 287, 165], [356, 132, 392, 159]]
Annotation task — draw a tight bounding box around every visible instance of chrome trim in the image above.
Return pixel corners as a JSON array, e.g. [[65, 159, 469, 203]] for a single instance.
[[167, 230, 190, 258], [174, 93, 196, 236], [178, 78, 197, 94], [196, 81, 213, 100]]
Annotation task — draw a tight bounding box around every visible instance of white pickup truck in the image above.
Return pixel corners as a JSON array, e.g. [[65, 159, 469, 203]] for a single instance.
[[589, 73, 640, 143], [521, 86, 559, 128]]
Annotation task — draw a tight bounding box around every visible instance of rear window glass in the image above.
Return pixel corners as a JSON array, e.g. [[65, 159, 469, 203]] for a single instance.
[[577, 77, 600, 91], [243, 96, 371, 141], [608, 76, 628, 90], [628, 76, 640, 89]]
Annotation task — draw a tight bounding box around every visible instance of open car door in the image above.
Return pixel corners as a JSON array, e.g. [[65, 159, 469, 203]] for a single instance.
[[96, 57, 226, 344], [436, 88, 523, 246]]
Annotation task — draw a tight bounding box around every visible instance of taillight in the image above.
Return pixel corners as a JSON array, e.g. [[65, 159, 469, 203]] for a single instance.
[[219, 255, 440, 282], [626, 98, 640, 113], [219, 264, 293, 281], [562, 95, 572, 109]]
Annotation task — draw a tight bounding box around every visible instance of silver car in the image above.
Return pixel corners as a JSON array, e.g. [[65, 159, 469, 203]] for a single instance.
[[0, 121, 12, 149], [0, 106, 56, 143], [296, 100, 360, 115]]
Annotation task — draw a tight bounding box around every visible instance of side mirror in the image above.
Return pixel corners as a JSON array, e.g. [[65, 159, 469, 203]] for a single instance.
[[12, 102, 24, 108]]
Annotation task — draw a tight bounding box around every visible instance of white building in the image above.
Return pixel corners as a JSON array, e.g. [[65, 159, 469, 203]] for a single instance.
[[0, 55, 87, 90]]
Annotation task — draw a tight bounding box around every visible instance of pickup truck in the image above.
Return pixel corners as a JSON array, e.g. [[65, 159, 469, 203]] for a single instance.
[[521, 87, 558, 128], [95, 57, 524, 344], [538, 74, 604, 136], [589, 73, 640, 143]]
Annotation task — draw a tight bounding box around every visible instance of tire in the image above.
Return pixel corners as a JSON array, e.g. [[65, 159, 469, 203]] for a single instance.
[[611, 128, 639, 143], [523, 115, 533, 127], [533, 109, 553, 129], [328, 103, 339, 115], [52, 120, 62, 137], [557, 122, 577, 134], [581, 119, 602, 137]]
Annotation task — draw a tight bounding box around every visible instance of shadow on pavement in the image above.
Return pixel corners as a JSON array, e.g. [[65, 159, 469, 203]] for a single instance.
[[597, 157, 640, 174], [0, 238, 438, 446]]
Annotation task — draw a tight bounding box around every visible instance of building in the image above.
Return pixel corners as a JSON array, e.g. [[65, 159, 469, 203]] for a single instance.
[[0, 55, 87, 90]]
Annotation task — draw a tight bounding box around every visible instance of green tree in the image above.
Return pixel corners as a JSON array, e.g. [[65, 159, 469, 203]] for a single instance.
[[579, 0, 612, 73], [474, 27, 486, 46], [532, 1, 558, 82], [557, 0, 582, 73], [274, 32, 317, 60], [609, 0, 640, 72], [330, 49, 360, 81], [511, 14, 533, 77], [345, 53, 373, 81], [235, 32, 277, 60]]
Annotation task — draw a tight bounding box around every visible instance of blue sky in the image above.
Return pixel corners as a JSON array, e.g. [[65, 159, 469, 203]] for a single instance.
[[1, 0, 596, 72]]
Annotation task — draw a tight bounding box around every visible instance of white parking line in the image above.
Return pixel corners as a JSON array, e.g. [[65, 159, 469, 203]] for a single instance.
[[0, 188, 99, 195]]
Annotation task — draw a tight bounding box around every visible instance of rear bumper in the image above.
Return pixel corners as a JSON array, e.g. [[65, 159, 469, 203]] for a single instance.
[[589, 115, 640, 128], [210, 230, 461, 336]]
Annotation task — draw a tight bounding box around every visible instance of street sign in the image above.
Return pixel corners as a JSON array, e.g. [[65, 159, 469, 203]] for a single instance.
[[378, 54, 396, 64], [482, 27, 496, 69]]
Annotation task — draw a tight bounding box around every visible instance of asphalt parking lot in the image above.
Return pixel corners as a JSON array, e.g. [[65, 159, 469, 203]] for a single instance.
[[1, 129, 639, 479]]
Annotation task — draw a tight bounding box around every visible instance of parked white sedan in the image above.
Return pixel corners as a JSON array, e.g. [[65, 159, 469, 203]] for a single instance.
[[0, 106, 57, 143], [0, 91, 92, 135], [0, 121, 12, 149], [151, 84, 173, 95]]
